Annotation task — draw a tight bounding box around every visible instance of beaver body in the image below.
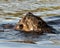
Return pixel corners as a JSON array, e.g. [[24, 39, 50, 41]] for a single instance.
[[15, 12, 55, 34]]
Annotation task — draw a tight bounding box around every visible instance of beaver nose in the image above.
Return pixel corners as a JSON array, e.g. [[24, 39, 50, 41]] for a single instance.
[[14, 25, 20, 30], [14, 24, 23, 31]]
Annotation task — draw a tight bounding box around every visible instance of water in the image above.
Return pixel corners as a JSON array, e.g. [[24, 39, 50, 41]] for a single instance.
[[0, 0, 60, 45]]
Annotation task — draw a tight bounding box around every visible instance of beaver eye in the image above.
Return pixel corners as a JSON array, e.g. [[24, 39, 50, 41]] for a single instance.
[[37, 22, 41, 28], [38, 22, 41, 25], [19, 24, 23, 29]]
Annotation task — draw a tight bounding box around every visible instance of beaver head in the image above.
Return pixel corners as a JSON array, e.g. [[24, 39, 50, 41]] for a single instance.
[[14, 12, 55, 34]]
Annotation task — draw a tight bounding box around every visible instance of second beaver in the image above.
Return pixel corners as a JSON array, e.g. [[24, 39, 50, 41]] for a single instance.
[[14, 12, 56, 34]]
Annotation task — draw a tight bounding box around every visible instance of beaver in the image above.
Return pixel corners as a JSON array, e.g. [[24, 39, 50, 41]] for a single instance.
[[14, 12, 56, 34]]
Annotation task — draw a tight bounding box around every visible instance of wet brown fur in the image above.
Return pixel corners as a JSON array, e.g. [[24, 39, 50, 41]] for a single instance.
[[15, 12, 55, 34]]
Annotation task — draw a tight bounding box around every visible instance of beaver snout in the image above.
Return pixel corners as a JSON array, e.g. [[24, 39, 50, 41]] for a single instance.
[[14, 24, 23, 31]]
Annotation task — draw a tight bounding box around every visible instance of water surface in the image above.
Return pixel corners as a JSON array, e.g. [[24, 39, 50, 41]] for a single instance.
[[0, 0, 60, 45]]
